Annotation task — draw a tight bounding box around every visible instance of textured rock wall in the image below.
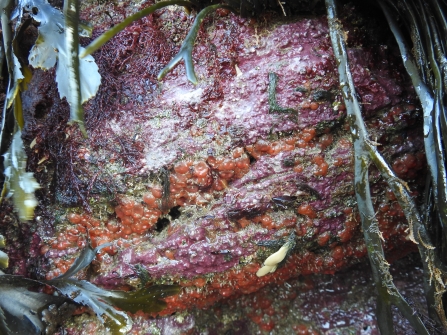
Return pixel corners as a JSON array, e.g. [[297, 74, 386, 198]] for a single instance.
[[0, 1, 427, 333]]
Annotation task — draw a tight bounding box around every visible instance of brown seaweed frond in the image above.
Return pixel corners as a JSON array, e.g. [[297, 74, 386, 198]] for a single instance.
[[326, 0, 438, 333]]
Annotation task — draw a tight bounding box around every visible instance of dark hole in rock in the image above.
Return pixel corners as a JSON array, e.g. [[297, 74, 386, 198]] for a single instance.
[[155, 218, 170, 232], [34, 103, 48, 119], [248, 154, 256, 164], [155, 206, 181, 232], [168, 206, 181, 220]]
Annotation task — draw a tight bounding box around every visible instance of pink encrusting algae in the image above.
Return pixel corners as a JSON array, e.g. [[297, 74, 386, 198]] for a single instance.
[[0, 2, 427, 332]]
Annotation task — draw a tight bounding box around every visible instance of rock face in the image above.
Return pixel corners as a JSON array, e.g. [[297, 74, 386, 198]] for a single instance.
[[0, 1, 426, 333]]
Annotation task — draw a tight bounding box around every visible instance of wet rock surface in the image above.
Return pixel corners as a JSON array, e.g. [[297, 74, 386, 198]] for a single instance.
[[0, 1, 428, 333], [59, 254, 428, 334], [185, 253, 427, 335]]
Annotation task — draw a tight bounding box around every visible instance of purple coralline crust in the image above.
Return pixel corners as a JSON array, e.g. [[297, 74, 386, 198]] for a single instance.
[[121, 314, 196, 335], [95, 222, 260, 282], [84, 13, 405, 171], [153, 314, 195, 335], [382, 127, 424, 157], [67, 11, 417, 287], [313, 216, 344, 234], [2, 3, 427, 330], [46, 247, 80, 259], [137, 231, 250, 277], [348, 48, 404, 113], [92, 135, 355, 283], [77, 90, 360, 285]]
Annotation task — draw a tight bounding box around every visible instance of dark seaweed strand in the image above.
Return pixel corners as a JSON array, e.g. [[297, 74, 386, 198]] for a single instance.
[[416, 0, 447, 236], [380, 0, 444, 243], [420, 177, 446, 326], [428, 0, 447, 101], [326, 0, 431, 333], [380, 0, 447, 327], [397, 0, 447, 234], [0, 0, 14, 202], [415, 0, 447, 327], [396, 1, 431, 85], [404, 0, 447, 248], [382, 0, 439, 199], [157, 4, 235, 85], [268, 72, 297, 113], [426, 9, 447, 224], [428, 0, 447, 54], [0, 34, 4, 81], [420, 176, 438, 321], [64, 0, 86, 136], [0, 0, 13, 152], [160, 167, 171, 212]]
